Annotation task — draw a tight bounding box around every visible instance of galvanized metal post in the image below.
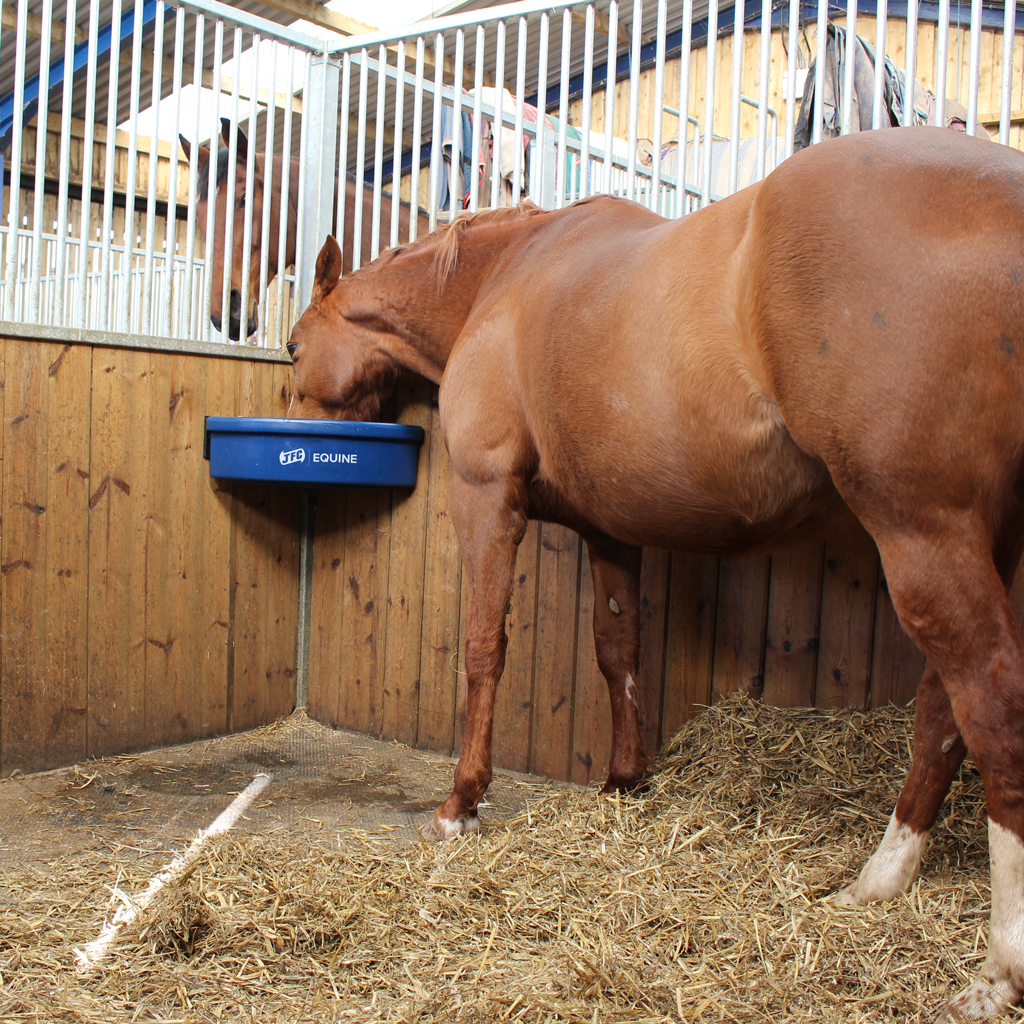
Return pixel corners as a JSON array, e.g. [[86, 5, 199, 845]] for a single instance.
[[299, 48, 341, 310]]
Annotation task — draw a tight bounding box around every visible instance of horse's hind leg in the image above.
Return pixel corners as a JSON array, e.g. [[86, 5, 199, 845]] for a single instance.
[[837, 664, 966, 905], [870, 526, 1024, 1019], [841, 536, 1024, 908], [585, 538, 647, 792]]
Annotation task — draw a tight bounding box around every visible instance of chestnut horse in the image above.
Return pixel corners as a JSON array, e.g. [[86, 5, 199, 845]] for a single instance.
[[180, 120, 427, 340], [286, 127, 1024, 1020]]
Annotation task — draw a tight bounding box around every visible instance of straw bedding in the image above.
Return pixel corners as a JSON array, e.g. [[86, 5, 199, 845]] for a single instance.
[[1, 695, 1019, 1023]]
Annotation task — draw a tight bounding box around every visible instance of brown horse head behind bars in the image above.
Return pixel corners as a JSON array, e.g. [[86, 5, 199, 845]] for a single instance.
[[286, 127, 1024, 1020], [180, 119, 428, 341]]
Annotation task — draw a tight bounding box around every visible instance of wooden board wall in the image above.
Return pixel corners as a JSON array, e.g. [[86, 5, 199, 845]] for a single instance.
[[307, 386, 1017, 789], [0, 336, 301, 775]]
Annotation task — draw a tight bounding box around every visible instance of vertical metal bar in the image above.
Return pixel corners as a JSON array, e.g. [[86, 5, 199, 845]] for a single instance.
[[450, 28, 465, 220], [75, 0, 100, 328], [372, 43, 388, 253], [784, 0, 799, 158], [239, 33, 261, 342], [427, 34, 444, 232], [903, 0, 919, 127], [28, 0, 53, 324], [164, 5, 186, 337], [469, 27, 485, 212], [410, 38, 425, 237], [700, 0, 718, 207], [335, 51, 351, 266], [202, 19, 223, 343], [580, 6, 595, 199], [512, 18, 526, 208], [54, 0, 78, 326], [649, 0, 667, 212], [490, 21, 507, 208], [120, 0, 144, 332], [352, 48, 370, 263], [294, 50, 312, 311], [934, 0, 949, 129], [142, 2, 166, 335], [676, 0, 693, 216], [728, 0, 743, 194], [275, 45, 296, 348], [390, 40, 407, 245], [257, 39, 277, 349], [182, 13, 204, 340], [812, 0, 828, 144], [626, 0, 642, 202], [98, 0, 124, 331], [555, 10, 571, 209], [841, 0, 857, 135], [965, 0, 982, 136], [218, 25, 242, 340], [533, 12, 549, 204], [871, 0, 888, 130], [602, 0, 618, 195], [3, 0, 29, 324], [299, 46, 339, 304], [1000, 0, 1015, 145], [755, 0, 771, 179]]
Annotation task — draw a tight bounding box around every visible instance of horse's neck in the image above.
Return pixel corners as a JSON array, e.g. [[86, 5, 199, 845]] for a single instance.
[[353, 213, 542, 384]]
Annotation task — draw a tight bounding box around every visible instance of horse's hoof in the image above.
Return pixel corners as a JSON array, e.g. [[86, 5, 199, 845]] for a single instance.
[[600, 773, 647, 795], [428, 806, 480, 841], [936, 977, 1020, 1021], [834, 883, 868, 907]]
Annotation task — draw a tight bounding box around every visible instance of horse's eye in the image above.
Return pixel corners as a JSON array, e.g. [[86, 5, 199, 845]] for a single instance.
[[238, 194, 245, 210], [286, 342, 298, 359]]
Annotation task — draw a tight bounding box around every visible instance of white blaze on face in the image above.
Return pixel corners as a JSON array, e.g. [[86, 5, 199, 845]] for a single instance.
[[941, 821, 1024, 1020], [836, 811, 929, 905]]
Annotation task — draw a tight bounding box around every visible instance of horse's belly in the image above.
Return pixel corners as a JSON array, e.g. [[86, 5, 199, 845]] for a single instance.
[[532, 409, 840, 554]]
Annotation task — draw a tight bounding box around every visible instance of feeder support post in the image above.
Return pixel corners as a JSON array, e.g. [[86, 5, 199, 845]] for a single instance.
[[299, 49, 342, 310]]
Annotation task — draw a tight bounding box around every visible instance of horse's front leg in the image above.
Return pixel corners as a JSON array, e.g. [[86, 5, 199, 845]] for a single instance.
[[433, 474, 527, 838], [585, 538, 647, 792]]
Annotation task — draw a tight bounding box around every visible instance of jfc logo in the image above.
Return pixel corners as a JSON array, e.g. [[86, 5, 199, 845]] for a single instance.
[[279, 448, 306, 466]]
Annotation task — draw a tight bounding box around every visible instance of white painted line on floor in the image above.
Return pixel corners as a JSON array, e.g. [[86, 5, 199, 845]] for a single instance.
[[73, 772, 272, 975]]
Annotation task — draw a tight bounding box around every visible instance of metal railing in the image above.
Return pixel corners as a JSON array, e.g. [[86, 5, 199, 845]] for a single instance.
[[0, 0, 1020, 347]]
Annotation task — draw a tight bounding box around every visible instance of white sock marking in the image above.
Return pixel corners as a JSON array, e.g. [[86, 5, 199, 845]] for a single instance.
[[837, 811, 929, 905]]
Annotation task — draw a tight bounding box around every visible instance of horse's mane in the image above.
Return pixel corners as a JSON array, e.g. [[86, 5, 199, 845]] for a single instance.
[[365, 202, 546, 281]]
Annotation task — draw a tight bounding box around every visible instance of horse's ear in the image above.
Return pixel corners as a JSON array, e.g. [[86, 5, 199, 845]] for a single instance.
[[179, 134, 191, 159], [311, 236, 343, 305], [180, 134, 210, 169], [221, 117, 249, 160]]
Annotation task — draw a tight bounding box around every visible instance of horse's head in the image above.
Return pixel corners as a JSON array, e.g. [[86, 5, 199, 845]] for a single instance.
[[181, 119, 280, 341], [285, 235, 399, 420]]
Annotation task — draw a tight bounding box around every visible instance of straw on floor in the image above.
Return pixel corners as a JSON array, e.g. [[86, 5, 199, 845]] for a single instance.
[[1, 695, 1017, 1023]]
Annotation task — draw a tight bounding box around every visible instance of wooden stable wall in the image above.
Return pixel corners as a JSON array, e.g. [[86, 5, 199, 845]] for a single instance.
[[307, 380, 1024, 789], [0, 333, 301, 775]]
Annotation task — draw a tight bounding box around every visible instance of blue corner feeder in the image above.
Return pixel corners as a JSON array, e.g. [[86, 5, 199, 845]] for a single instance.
[[204, 417, 426, 489]]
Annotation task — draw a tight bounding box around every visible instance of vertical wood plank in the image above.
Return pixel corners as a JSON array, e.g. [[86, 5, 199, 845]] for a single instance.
[[86, 348, 152, 757], [761, 543, 825, 708], [1, 341, 90, 773], [870, 575, 926, 708], [307, 489, 348, 726], [415, 396, 462, 754], [636, 548, 671, 763], [662, 553, 720, 743], [382, 376, 433, 746], [530, 523, 580, 780], [815, 521, 880, 709], [712, 553, 771, 701], [570, 549, 608, 787]]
